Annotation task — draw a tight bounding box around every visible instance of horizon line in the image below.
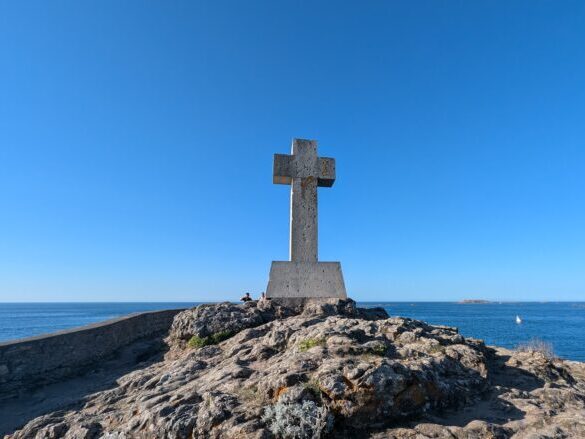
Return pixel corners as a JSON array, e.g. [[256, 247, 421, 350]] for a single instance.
[[1, 300, 584, 304]]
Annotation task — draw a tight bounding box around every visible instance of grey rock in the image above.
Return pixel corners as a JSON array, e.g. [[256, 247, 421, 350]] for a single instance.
[[6, 301, 585, 439], [167, 301, 269, 344]]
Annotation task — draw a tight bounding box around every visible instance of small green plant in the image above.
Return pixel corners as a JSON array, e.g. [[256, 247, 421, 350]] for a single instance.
[[188, 335, 211, 348], [211, 330, 233, 344], [299, 337, 326, 352], [187, 330, 234, 349], [370, 343, 388, 356]]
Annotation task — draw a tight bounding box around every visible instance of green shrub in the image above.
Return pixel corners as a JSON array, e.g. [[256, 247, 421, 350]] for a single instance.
[[299, 338, 326, 352], [188, 330, 234, 349], [188, 335, 211, 348], [370, 343, 388, 356], [211, 330, 233, 344]]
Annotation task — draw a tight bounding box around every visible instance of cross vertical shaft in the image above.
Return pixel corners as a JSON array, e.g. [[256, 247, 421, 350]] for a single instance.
[[290, 170, 318, 262]]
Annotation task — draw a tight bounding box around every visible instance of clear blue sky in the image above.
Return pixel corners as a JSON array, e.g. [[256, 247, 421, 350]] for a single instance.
[[1, 1, 584, 302]]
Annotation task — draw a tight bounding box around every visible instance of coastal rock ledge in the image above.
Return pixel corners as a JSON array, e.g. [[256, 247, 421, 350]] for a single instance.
[[8, 300, 585, 439]]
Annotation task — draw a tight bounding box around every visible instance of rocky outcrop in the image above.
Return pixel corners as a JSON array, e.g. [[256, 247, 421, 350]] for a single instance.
[[166, 301, 278, 351], [7, 300, 585, 438]]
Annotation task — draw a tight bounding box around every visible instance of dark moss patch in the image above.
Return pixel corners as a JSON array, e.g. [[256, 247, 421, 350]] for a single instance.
[[299, 338, 326, 352], [188, 330, 234, 349]]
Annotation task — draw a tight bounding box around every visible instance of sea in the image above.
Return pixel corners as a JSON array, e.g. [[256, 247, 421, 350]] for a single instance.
[[1, 302, 584, 362]]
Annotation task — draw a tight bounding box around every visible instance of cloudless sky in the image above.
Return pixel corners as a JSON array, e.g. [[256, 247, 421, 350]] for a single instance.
[[1, 1, 584, 302]]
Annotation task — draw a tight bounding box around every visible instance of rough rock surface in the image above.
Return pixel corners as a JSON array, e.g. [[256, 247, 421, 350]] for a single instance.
[[7, 300, 585, 438]]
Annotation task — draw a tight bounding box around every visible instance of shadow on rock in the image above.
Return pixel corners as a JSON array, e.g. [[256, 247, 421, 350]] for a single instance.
[[0, 336, 168, 436]]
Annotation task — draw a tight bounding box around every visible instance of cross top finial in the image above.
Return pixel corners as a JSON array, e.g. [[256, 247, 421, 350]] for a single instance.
[[291, 138, 316, 156]]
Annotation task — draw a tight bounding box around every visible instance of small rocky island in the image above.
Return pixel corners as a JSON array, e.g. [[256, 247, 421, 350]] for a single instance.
[[8, 299, 585, 438]]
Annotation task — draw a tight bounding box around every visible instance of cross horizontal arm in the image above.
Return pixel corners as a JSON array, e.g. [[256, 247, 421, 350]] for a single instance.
[[273, 154, 293, 185], [274, 150, 335, 187], [317, 157, 336, 187]]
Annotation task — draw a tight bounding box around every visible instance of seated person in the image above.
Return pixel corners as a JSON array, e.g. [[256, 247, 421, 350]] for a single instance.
[[240, 292, 253, 302]]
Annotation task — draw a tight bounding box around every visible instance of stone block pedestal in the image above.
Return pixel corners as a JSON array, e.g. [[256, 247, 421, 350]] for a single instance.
[[266, 261, 347, 299]]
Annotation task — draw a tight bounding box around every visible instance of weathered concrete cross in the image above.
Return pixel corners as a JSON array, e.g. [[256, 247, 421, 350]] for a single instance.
[[267, 138, 347, 299], [273, 139, 335, 262]]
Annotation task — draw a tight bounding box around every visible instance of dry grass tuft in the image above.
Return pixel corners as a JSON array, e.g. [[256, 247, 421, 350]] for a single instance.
[[516, 338, 555, 359]]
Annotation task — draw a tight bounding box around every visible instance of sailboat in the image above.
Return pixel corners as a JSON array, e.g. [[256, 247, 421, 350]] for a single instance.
[[516, 315, 523, 324]]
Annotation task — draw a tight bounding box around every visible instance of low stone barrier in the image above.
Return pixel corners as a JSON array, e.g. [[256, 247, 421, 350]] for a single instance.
[[0, 309, 184, 399]]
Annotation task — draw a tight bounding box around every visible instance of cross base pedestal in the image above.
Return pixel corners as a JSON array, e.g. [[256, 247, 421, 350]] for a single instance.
[[266, 261, 347, 299]]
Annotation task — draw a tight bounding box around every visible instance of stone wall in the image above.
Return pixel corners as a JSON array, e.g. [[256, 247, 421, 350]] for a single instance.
[[0, 309, 183, 399]]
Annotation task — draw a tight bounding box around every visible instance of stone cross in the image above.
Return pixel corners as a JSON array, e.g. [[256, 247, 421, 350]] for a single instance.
[[266, 138, 347, 299], [273, 139, 335, 262]]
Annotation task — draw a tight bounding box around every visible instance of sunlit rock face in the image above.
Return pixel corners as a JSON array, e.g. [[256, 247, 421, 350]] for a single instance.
[[9, 300, 585, 439]]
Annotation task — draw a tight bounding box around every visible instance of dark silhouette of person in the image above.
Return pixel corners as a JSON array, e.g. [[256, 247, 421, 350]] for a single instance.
[[240, 292, 252, 302]]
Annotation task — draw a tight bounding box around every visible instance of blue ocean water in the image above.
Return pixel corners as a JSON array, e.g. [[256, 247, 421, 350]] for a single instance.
[[1, 302, 584, 361]]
